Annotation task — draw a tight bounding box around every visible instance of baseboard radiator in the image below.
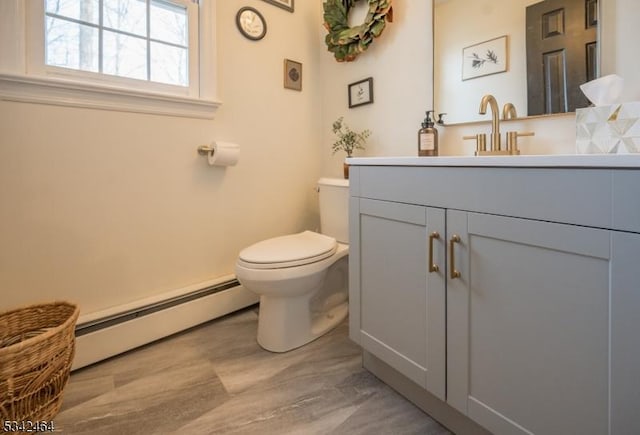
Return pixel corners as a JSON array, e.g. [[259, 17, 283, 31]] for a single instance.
[[72, 275, 258, 370]]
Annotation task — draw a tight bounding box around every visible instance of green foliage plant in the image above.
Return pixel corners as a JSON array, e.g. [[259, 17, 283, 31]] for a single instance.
[[323, 0, 393, 62], [331, 117, 371, 158]]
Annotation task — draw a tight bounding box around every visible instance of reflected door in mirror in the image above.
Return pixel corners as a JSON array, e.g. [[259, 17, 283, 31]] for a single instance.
[[526, 0, 598, 115]]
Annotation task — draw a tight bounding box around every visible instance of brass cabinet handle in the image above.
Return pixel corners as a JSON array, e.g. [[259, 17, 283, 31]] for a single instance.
[[449, 235, 461, 279], [428, 231, 440, 273]]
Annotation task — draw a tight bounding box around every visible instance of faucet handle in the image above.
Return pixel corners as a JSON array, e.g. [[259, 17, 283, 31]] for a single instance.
[[463, 133, 487, 155], [506, 131, 534, 155]]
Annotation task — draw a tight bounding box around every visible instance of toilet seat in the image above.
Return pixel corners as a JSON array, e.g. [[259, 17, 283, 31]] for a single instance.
[[238, 231, 337, 269]]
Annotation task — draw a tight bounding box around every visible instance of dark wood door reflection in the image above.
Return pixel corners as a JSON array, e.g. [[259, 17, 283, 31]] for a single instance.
[[526, 0, 598, 115]]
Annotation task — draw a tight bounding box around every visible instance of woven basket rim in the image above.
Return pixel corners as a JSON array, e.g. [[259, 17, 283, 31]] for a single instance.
[[0, 300, 79, 357]]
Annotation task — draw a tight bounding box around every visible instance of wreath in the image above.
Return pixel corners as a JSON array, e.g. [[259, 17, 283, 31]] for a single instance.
[[323, 0, 393, 62]]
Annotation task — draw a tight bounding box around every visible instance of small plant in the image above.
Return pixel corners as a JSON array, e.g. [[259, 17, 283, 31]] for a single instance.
[[331, 117, 371, 158]]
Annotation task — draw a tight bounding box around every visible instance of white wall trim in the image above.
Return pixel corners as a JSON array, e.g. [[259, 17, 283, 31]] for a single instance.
[[72, 277, 259, 370], [77, 274, 237, 324], [0, 73, 222, 119]]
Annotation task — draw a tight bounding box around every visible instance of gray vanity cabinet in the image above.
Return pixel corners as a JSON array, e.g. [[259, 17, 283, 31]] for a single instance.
[[447, 210, 612, 435], [349, 198, 446, 400], [349, 164, 640, 435]]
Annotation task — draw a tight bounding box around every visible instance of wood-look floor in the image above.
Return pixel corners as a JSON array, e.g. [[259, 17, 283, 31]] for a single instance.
[[55, 307, 451, 434]]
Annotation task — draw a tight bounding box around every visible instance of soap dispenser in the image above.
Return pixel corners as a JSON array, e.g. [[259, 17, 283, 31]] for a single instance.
[[418, 110, 439, 156]]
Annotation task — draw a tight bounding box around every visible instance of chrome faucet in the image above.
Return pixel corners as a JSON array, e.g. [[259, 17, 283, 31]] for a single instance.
[[479, 94, 501, 152]]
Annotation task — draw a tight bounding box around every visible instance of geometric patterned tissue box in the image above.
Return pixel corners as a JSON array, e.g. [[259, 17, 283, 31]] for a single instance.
[[576, 102, 640, 153]]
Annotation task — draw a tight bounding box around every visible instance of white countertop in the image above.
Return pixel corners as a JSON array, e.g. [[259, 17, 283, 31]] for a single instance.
[[347, 154, 640, 168]]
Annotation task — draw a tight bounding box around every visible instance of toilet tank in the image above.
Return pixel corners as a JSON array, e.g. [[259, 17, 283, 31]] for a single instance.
[[318, 178, 349, 243]]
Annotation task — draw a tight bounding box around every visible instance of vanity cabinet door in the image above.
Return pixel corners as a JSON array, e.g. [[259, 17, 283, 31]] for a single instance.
[[447, 210, 611, 435], [349, 198, 446, 399], [611, 231, 640, 434]]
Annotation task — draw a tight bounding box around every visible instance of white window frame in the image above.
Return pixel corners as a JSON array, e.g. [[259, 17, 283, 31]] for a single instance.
[[0, 0, 220, 119]]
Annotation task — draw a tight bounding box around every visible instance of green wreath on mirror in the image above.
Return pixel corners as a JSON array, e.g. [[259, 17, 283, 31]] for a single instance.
[[323, 0, 393, 62]]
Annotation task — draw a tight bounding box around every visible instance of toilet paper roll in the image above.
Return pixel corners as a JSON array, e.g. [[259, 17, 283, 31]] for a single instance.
[[208, 141, 239, 166]]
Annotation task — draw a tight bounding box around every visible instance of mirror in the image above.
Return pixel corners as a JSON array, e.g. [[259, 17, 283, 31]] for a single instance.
[[434, 0, 600, 125]]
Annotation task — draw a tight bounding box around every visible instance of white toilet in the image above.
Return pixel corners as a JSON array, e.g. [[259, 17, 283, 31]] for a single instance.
[[235, 178, 349, 352]]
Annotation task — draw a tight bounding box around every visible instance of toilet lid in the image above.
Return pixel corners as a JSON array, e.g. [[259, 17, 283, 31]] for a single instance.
[[238, 231, 337, 269]]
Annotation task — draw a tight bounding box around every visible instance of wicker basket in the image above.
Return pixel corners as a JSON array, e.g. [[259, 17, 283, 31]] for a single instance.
[[0, 301, 79, 422]]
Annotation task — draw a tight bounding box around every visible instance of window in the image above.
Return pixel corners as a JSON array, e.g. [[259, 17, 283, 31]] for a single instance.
[[0, 0, 219, 118], [45, 0, 192, 87]]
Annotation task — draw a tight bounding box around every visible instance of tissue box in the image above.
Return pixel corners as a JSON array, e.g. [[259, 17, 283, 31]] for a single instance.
[[576, 102, 640, 153]]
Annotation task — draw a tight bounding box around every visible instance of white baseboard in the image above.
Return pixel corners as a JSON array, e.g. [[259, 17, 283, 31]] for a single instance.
[[72, 279, 258, 370]]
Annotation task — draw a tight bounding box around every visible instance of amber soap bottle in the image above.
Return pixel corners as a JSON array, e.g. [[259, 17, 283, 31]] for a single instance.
[[418, 110, 439, 156]]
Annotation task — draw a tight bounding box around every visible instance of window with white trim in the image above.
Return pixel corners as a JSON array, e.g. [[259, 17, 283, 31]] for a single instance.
[[0, 0, 219, 118], [44, 0, 194, 88]]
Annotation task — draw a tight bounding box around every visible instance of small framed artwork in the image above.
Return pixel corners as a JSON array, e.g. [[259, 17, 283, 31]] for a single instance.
[[462, 35, 508, 81], [348, 77, 374, 108], [261, 0, 294, 13], [284, 59, 302, 91]]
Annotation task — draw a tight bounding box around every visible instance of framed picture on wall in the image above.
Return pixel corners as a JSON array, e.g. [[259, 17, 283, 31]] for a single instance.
[[261, 0, 294, 13], [462, 35, 508, 80], [284, 59, 302, 91], [348, 77, 374, 108]]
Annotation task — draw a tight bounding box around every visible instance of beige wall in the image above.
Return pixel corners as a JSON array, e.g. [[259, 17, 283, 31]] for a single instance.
[[0, 1, 324, 314], [319, 1, 433, 176], [2, 0, 639, 315], [601, 0, 640, 100]]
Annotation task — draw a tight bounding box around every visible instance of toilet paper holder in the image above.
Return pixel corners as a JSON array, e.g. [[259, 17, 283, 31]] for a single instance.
[[197, 141, 240, 166], [197, 145, 214, 156]]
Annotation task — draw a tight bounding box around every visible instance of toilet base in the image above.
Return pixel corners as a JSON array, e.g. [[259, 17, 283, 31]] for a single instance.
[[236, 245, 349, 353], [257, 294, 348, 353]]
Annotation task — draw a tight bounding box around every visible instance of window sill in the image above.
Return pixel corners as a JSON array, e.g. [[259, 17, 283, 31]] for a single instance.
[[0, 73, 222, 119]]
